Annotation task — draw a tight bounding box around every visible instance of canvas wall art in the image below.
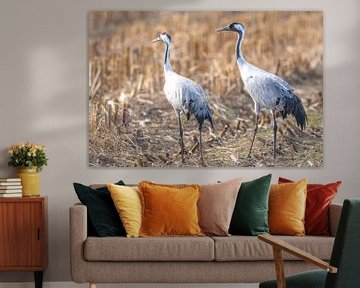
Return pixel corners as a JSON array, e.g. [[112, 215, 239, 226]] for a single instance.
[[88, 11, 323, 167]]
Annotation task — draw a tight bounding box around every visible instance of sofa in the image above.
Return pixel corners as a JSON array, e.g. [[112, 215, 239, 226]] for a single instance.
[[70, 199, 342, 287]]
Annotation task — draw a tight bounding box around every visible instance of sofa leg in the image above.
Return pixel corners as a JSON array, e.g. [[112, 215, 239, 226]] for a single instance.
[[89, 283, 96, 288]]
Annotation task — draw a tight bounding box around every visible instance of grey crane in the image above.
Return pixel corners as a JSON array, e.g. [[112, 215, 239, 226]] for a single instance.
[[152, 32, 214, 164], [217, 22, 307, 158]]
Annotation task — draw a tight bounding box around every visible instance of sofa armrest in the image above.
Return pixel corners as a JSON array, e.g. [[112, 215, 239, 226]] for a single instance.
[[258, 234, 338, 273], [258, 233, 337, 288], [69, 203, 88, 283], [329, 203, 342, 237]]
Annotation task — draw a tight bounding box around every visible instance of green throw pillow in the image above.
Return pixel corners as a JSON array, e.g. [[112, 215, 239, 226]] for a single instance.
[[229, 174, 272, 236]]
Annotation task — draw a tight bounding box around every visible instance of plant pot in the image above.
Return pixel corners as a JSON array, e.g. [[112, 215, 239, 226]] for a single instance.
[[16, 167, 40, 197]]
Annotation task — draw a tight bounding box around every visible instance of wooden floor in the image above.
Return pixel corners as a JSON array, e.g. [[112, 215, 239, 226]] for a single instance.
[[0, 283, 259, 288]]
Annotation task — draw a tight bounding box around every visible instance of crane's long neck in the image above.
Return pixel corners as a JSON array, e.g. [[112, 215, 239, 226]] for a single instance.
[[236, 32, 246, 66], [163, 42, 172, 73]]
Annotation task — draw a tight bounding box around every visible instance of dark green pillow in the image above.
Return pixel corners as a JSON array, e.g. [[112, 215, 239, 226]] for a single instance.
[[73, 181, 126, 237], [229, 174, 272, 236]]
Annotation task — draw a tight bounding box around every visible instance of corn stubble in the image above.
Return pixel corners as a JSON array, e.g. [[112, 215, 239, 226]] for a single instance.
[[88, 11, 323, 167]]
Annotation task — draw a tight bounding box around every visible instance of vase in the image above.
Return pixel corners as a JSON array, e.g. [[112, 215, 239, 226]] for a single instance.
[[16, 167, 40, 197]]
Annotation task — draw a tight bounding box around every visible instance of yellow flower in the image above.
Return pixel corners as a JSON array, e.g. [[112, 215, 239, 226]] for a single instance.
[[27, 152, 32, 157], [37, 145, 46, 151], [8, 149, 13, 155]]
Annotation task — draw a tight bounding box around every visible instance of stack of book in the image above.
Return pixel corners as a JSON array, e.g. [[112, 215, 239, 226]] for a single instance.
[[0, 178, 22, 197]]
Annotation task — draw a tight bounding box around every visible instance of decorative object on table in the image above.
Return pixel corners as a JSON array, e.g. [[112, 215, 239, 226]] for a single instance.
[[0, 178, 22, 197], [88, 11, 323, 168], [8, 143, 48, 197]]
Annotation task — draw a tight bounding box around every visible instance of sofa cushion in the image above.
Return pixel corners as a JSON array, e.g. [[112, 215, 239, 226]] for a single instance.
[[229, 174, 271, 236], [212, 236, 334, 261], [84, 236, 214, 261], [139, 181, 203, 237], [199, 177, 242, 236], [108, 184, 142, 238], [73, 181, 126, 237], [278, 177, 341, 236], [269, 179, 307, 236]]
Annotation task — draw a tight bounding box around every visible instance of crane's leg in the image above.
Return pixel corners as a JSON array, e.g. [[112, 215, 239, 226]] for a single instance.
[[247, 113, 259, 158], [177, 112, 185, 163], [272, 110, 278, 158], [198, 123, 206, 166]]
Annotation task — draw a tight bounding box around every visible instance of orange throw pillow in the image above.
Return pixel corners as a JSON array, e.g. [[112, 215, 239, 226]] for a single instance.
[[138, 181, 204, 237], [269, 179, 307, 236], [278, 177, 341, 236]]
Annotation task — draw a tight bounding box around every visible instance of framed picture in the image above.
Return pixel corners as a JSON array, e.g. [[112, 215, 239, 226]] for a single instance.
[[88, 11, 323, 167]]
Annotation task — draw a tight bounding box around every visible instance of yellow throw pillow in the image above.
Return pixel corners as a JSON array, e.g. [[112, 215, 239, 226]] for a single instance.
[[107, 183, 142, 238], [138, 181, 204, 237], [269, 179, 307, 236]]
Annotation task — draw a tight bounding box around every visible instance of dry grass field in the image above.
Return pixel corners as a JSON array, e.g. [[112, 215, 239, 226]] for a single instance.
[[88, 11, 323, 167]]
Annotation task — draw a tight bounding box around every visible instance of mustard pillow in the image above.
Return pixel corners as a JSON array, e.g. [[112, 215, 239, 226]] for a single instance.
[[269, 179, 307, 236], [107, 183, 142, 238], [138, 181, 203, 237]]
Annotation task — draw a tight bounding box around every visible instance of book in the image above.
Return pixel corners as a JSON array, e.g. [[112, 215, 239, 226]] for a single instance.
[[0, 182, 22, 186], [0, 193, 22, 198], [0, 189, 22, 193], [0, 186, 22, 190], [0, 178, 21, 182]]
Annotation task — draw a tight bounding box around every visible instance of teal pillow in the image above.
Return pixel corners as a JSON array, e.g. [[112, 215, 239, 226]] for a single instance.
[[229, 174, 272, 236]]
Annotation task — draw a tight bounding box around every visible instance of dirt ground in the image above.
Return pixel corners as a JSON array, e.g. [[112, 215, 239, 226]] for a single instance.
[[89, 76, 322, 168]]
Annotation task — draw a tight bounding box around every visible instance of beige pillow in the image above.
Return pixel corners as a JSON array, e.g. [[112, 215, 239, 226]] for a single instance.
[[198, 178, 242, 236]]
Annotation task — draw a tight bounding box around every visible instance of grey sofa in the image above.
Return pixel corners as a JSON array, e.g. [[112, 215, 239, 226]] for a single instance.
[[70, 202, 342, 288]]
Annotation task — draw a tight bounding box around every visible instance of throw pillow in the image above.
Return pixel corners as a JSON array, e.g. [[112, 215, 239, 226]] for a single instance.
[[278, 177, 341, 236], [198, 177, 243, 236], [73, 181, 126, 237], [269, 179, 307, 236], [229, 174, 272, 236], [138, 181, 203, 237], [107, 184, 142, 238]]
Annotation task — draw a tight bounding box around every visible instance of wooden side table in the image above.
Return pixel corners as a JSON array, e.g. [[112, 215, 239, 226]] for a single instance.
[[0, 197, 48, 288]]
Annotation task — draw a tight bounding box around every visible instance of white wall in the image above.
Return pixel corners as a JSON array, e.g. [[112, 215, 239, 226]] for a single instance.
[[0, 0, 359, 283]]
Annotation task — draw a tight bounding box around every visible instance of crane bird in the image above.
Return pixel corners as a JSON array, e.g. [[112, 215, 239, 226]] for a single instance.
[[217, 22, 307, 158], [152, 32, 214, 164]]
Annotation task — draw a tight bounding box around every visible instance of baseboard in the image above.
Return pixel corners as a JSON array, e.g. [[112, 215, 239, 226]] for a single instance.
[[0, 282, 259, 288]]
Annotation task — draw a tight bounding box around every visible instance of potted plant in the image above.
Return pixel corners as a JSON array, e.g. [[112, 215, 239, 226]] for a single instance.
[[8, 143, 48, 197]]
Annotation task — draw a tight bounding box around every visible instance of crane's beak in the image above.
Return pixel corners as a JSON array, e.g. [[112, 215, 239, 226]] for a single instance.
[[217, 26, 231, 32], [152, 36, 161, 43]]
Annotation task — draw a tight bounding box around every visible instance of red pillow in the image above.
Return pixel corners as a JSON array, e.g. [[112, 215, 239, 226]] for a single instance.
[[278, 177, 341, 236]]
